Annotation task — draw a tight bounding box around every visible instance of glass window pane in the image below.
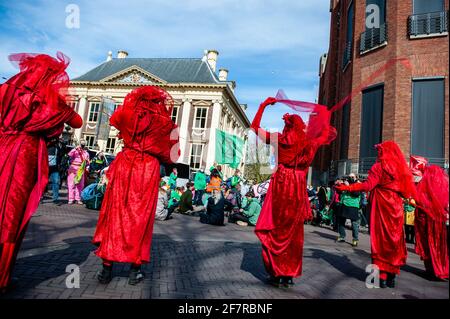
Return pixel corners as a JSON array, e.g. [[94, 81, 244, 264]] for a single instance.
[[414, 0, 444, 14]]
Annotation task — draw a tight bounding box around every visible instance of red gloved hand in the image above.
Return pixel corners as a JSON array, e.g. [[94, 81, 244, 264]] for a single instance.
[[261, 97, 277, 107], [335, 185, 350, 192]]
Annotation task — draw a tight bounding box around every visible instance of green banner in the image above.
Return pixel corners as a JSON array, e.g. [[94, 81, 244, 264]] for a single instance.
[[215, 129, 244, 169]]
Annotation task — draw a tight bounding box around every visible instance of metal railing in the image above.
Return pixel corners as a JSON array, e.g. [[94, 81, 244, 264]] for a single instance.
[[342, 41, 352, 68], [360, 23, 388, 54], [408, 11, 448, 37], [329, 156, 449, 179]]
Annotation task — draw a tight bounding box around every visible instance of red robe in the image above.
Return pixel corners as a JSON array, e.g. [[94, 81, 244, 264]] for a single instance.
[[93, 88, 179, 264], [0, 54, 82, 289], [347, 163, 410, 275], [414, 166, 449, 280], [251, 100, 333, 278]]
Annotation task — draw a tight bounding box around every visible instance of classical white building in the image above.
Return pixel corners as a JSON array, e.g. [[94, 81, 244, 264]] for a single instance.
[[68, 50, 250, 178]]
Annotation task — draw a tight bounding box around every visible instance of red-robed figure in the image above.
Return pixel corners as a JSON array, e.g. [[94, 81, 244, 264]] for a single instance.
[[0, 53, 82, 292], [336, 141, 416, 288], [93, 85, 179, 285], [251, 96, 336, 287], [414, 164, 449, 280]]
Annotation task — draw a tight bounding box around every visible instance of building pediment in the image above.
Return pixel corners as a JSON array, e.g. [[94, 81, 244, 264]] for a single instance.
[[100, 65, 167, 84]]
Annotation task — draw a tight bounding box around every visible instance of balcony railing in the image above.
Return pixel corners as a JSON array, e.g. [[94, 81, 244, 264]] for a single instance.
[[408, 11, 448, 38], [359, 23, 388, 54], [328, 157, 448, 180]]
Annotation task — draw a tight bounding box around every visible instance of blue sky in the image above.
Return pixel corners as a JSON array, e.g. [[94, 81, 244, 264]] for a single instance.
[[0, 0, 331, 130]]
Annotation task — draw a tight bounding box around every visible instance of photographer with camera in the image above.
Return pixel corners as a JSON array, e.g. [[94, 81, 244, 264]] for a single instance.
[[335, 173, 361, 247]]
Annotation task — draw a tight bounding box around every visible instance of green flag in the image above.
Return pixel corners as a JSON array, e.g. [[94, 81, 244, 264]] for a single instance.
[[215, 129, 244, 169]]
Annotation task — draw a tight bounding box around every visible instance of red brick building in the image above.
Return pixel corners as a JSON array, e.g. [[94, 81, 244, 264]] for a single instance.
[[315, 0, 449, 183]]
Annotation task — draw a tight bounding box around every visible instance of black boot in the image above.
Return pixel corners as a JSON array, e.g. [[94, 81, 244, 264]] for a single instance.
[[97, 264, 113, 284], [281, 277, 295, 288], [386, 274, 396, 288], [128, 265, 145, 285], [267, 276, 282, 288], [379, 279, 387, 288]]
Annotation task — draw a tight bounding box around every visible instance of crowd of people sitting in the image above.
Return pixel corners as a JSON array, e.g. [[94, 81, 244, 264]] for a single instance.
[[46, 140, 426, 247], [155, 164, 262, 228]]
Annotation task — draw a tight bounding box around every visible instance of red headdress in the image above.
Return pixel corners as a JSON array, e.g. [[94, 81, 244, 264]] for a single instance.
[[375, 141, 416, 198], [416, 165, 449, 221], [121, 85, 174, 138], [7, 52, 70, 103]]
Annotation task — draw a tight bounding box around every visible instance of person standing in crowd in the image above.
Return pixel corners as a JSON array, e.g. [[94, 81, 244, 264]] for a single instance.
[[336, 174, 361, 247], [168, 167, 178, 190], [47, 137, 65, 203], [360, 191, 369, 229], [67, 140, 90, 204], [193, 168, 207, 206], [199, 189, 225, 226], [251, 96, 336, 288], [0, 52, 83, 293], [336, 141, 416, 289], [404, 199, 416, 244], [329, 179, 343, 231], [229, 192, 261, 227], [414, 165, 449, 280], [93, 86, 179, 286]]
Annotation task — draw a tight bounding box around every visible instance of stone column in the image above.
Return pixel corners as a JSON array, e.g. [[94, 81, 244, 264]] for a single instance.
[[179, 98, 192, 164], [206, 100, 222, 169], [74, 96, 87, 143]]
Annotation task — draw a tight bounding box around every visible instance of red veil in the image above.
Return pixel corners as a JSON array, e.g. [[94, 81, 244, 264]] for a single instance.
[[375, 141, 416, 199]]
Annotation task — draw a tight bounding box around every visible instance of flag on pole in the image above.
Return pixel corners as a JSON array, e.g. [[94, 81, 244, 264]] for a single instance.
[[215, 129, 244, 169]]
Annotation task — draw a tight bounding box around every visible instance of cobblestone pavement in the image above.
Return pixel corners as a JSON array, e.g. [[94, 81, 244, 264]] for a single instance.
[[1, 192, 448, 299]]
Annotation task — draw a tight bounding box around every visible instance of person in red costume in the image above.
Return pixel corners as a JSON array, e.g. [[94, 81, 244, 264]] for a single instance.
[[93, 86, 179, 285], [251, 96, 336, 288], [336, 141, 416, 288], [0, 52, 82, 293], [413, 164, 449, 280]]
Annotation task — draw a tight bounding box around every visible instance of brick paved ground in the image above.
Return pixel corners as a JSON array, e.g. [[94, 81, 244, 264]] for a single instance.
[[1, 191, 448, 299]]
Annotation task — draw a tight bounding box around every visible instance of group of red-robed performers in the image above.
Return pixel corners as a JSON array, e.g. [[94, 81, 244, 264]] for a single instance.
[[251, 93, 448, 288], [0, 52, 448, 293]]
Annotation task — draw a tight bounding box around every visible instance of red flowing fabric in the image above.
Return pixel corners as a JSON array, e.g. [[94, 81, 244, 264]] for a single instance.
[[341, 141, 415, 275], [252, 94, 336, 277], [93, 86, 180, 264], [414, 165, 449, 279], [0, 52, 82, 289]]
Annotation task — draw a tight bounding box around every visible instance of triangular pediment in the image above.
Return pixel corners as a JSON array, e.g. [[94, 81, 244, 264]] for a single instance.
[[100, 65, 167, 84]]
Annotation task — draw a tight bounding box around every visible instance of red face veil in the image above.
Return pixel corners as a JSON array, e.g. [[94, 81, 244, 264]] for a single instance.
[[416, 165, 449, 221], [281, 113, 306, 144], [122, 85, 174, 117], [7, 52, 70, 105], [375, 141, 416, 198]]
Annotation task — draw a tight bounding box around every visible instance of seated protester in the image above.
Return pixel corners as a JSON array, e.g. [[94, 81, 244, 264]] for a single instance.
[[168, 187, 182, 210], [199, 189, 225, 226], [155, 181, 172, 221], [92, 151, 107, 170], [178, 182, 194, 214], [228, 192, 261, 227]]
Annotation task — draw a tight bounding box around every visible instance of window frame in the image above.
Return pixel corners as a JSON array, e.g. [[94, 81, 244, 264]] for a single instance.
[[189, 143, 204, 170], [88, 102, 101, 123], [193, 107, 209, 130]]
